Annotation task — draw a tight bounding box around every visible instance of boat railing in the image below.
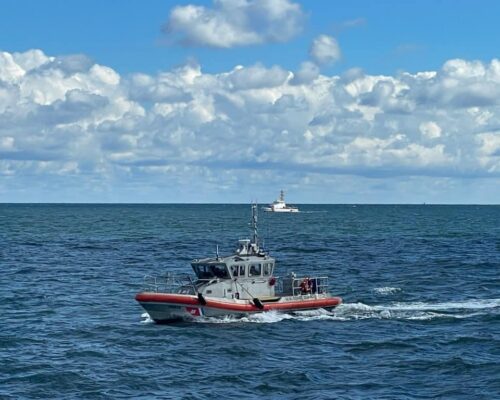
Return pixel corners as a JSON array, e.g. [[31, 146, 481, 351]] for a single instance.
[[143, 273, 330, 297], [142, 272, 213, 294], [275, 275, 330, 297]]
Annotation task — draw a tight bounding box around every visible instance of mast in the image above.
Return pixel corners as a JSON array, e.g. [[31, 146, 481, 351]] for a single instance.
[[251, 203, 258, 246], [280, 190, 284, 202]]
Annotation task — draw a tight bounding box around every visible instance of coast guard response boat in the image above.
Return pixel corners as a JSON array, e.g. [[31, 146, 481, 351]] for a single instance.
[[135, 205, 341, 323]]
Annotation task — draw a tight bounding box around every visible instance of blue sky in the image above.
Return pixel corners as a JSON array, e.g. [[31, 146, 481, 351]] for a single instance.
[[0, 0, 499, 203], [3, 0, 500, 75]]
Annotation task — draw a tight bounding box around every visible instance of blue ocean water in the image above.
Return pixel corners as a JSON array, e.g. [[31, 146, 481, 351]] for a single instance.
[[1, 204, 499, 399]]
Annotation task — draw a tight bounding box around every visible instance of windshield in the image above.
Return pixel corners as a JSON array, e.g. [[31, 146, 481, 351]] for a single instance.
[[193, 264, 229, 279]]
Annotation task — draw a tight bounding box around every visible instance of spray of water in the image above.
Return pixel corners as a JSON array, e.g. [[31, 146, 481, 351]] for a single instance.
[[140, 298, 500, 324]]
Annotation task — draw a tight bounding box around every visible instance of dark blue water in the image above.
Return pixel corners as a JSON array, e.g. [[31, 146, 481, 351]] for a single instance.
[[1, 204, 499, 399]]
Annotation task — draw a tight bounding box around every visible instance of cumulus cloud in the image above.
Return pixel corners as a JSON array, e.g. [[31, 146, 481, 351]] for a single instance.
[[128, 72, 192, 103], [163, 0, 305, 48], [229, 63, 289, 89], [309, 34, 341, 65], [419, 121, 442, 139], [1, 50, 500, 202], [290, 61, 320, 85]]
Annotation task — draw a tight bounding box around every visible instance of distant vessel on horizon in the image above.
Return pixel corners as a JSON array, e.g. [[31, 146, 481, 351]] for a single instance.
[[263, 190, 299, 213]]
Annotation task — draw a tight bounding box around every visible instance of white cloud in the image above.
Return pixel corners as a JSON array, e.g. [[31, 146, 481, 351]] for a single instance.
[[0, 136, 14, 150], [310, 34, 341, 65], [291, 61, 320, 85], [164, 0, 305, 48], [11, 49, 51, 72], [442, 59, 486, 79], [419, 121, 442, 139], [477, 132, 500, 172], [0, 51, 26, 82], [229, 64, 290, 89], [1, 50, 500, 202]]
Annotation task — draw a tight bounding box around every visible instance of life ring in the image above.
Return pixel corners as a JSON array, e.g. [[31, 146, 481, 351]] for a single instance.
[[268, 277, 276, 286]]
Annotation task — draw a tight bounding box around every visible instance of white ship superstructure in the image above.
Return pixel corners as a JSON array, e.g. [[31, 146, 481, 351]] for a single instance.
[[263, 190, 299, 213]]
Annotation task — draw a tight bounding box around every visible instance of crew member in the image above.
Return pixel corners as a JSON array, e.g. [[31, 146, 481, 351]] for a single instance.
[[300, 277, 312, 294]]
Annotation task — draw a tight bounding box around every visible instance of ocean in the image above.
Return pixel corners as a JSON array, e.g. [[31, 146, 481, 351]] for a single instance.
[[1, 204, 499, 399]]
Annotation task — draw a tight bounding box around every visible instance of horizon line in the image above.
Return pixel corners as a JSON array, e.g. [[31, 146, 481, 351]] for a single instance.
[[1, 202, 498, 206]]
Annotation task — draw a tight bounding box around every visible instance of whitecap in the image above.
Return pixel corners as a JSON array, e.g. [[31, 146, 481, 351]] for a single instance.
[[373, 287, 402, 295]]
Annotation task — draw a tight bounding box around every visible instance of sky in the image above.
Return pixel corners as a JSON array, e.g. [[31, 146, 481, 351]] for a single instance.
[[0, 0, 499, 203]]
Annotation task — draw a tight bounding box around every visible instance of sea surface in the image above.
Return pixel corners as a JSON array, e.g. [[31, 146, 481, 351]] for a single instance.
[[1, 204, 499, 399]]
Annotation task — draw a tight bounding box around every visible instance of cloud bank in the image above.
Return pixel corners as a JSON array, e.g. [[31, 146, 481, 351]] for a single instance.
[[1, 50, 499, 202]]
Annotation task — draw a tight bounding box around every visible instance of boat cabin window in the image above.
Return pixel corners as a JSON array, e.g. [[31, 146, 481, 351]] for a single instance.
[[249, 263, 261, 277], [263, 263, 273, 276], [230, 265, 239, 277], [230, 265, 247, 277], [193, 264, 229, 279]]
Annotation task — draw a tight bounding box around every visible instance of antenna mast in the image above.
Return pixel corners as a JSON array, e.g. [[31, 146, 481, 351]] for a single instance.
[[251, 203, 258, 246]]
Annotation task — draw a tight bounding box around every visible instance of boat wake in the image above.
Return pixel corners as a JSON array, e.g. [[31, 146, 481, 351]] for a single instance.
[[139, 298, 500, 324], [330, 298, 500, 321]]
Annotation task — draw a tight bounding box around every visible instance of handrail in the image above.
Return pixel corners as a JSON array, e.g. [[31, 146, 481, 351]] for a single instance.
[[142, 272, 331, 297], [291, 276, 329, 296], [272, 275, 330, 297], [142, 273, 214, 294]]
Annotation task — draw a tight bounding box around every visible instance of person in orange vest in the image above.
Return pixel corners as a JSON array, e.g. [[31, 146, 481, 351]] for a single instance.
[[300, 277, 312, 294]]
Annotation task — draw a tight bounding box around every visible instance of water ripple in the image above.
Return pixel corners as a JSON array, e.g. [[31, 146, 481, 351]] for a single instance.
[[1, 204, 499, 399]]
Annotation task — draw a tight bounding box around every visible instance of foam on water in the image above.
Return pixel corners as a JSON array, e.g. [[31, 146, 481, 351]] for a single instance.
[[373, 287, 402, 295], [196, 310, 294, 324], [140, 312, 154, 324], [378, 298, 500, 311], [177, 298, 500, 324], [332, 298, 500, 321]]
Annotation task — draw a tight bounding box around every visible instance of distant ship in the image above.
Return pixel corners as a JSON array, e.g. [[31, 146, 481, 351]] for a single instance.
[[262, 190, 299, 213]]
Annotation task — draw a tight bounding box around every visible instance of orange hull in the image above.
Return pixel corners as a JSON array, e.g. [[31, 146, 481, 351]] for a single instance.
[[136, 292, 342, 322]]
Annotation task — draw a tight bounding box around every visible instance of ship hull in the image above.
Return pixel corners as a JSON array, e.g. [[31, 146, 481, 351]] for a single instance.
[[262, 208, 299, 213], [136, 292, 342, 323]]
